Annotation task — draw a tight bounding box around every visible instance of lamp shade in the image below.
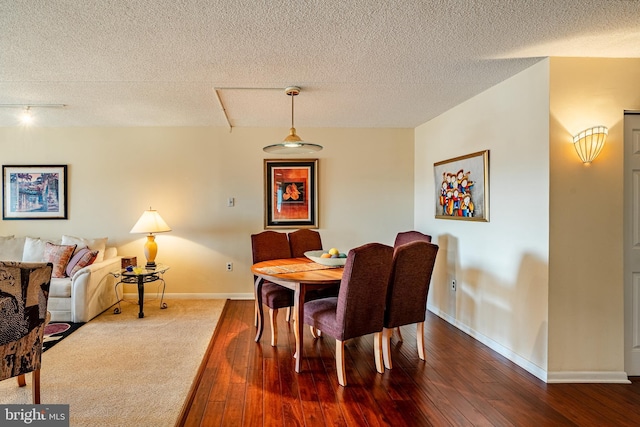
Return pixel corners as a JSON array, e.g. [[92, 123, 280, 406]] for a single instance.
[[130, 209, 171, 234], [573, 126, 608, 164]]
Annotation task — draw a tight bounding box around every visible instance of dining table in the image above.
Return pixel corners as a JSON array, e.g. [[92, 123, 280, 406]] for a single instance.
[[251, 257, 344, 373]]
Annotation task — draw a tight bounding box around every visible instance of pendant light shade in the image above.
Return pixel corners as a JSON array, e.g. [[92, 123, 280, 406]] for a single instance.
[[263, 86, 323, 154]]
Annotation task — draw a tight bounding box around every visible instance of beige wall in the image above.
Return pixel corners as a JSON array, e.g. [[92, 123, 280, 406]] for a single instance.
[[0, 126, 414, 296], [549, 58, 640, 376], [415, 60, 551, 378]]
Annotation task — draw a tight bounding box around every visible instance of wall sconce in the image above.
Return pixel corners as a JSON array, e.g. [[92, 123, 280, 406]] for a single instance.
[[573, 126, 608, 164]]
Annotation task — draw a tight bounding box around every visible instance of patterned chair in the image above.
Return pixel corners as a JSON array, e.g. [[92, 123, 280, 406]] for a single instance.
[[251, 231, 295, 346], [0, 261, 53, 403], [393, 230, 432, 247], [381, 241, 439, 369], [303, 243, 394, 386]]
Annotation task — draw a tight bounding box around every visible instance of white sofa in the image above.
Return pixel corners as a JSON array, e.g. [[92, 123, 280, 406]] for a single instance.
[[0, 235, 121, 322]]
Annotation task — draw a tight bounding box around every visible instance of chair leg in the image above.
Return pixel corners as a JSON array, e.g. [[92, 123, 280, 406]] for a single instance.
[[417, 322, 426, 361], [269, 308, 278, 347], [32, 369, 41, 404], [382, 327, 393, 370], [17, 374, 26, 387], [336, 340, 347, 387], [254, 300, 258, 327], [395, 326, 403, 342], [285, 306, 292, 322], [374, 332, 384, 374]]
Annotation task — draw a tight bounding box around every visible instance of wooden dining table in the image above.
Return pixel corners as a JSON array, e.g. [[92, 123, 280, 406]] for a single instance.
[[251, 257, 344, 373]]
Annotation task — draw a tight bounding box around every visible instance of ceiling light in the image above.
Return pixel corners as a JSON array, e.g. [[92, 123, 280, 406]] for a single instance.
[[263, 86, 323, 154], [20, 107, 33, 125]]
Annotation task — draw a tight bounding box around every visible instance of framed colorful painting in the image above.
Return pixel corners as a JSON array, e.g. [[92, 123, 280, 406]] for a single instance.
[[434, 150, 489, 221], [2, 165, 68, 220], [264, 159, 318, 229]]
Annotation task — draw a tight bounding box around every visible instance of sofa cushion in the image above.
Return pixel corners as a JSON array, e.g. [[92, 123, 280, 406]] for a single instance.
[[44, 242, 77, 278], [66, 247, 98, 277], [22, 236, 52, 262], [49, 277, 72, 298], [61, 235, 108, 263], [0, 236, 25, 261]]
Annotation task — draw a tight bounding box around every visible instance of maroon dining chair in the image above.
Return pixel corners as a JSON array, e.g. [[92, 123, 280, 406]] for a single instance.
[[251, 231, 295, 346], [393, 230, 432, 247], [303, 242, 394, 386], [288, 229, 323, 257], [381, 240, 439, 369]]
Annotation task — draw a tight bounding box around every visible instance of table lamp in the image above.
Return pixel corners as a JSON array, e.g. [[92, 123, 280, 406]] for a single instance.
[[130, 208, 171, 269]]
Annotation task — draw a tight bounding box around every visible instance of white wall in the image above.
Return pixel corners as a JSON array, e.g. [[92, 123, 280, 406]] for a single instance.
[[0, 126, 414, 296], [414, 60, 551, 378], [548, 58, 640, 380]]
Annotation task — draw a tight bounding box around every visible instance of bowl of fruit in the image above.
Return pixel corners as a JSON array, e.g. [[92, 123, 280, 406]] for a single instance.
[[304, 248, 348, 267]]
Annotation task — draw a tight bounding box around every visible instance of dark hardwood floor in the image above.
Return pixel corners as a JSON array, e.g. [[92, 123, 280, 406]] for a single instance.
[[177, 300, 640, 426]]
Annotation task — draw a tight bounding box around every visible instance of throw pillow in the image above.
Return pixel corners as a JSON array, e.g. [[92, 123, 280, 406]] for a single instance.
[[44, 242, 77, 278], [22, 237, 51, 262], [61, 235, 108, 263], [0, 236, 26, 261], [66, 247, 99, 277]]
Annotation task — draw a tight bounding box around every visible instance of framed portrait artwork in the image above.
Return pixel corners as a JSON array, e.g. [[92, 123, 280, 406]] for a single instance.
[[264, 159, 318, 229], [2, 165, 68, 220], [434, 150, 489, 222]]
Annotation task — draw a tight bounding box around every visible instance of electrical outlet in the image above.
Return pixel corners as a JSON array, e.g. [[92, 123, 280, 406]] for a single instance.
[[226, 262, 233, 271], [451, 279, 456, 291]]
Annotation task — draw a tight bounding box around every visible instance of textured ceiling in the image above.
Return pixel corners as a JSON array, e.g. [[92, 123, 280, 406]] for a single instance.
[[1, 0, 639, 128]]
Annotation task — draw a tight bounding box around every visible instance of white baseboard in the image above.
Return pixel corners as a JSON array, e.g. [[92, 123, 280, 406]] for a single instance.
[[429, 305, 547, 382], [122, 292, 254, 300], [547, 371, 631, 384], [428, 305, 632, 384]]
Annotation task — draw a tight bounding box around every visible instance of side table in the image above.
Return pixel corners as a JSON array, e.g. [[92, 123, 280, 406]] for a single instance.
[[111, 264, 170, 318]]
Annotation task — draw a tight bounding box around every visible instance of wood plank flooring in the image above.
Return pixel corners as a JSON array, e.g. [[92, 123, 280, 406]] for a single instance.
[[177, 300, 640, 426]]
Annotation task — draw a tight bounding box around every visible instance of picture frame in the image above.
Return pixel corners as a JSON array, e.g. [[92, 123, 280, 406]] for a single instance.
[[2, 165, 68, 220], [264, 159, 318, 229], [434, 150, 489, 221]]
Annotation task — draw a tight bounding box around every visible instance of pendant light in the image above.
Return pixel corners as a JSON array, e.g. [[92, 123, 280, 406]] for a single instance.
[[263, 86, 323, 154]]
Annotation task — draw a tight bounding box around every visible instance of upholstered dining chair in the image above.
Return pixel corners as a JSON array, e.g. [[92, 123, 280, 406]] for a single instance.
[[303, 242, 394, 386], [0, 261, 53, 404], [393, 230, 432, 247], [251, 231, 295, 346], [288, 229, 323, 257], [381, 240, 438, 369]]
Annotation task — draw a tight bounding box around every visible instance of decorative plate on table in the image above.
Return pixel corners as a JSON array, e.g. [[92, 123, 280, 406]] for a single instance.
[[304, 250, 348, 267]]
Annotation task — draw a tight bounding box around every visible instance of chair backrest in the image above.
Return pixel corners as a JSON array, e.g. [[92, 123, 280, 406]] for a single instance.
[[250, 231, 292, 263], [0, 261, 53, 381], [384, 241, 439, 328], [335, 243, 394, 341], [288, 229, 323, 258], [393, 230, 432, 247]]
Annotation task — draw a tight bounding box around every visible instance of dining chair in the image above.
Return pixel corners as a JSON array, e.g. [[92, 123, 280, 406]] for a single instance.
[[393, 230, 432, 247], [251, 231, 295, 346], [0, 261, 53, 404], [288, 229, 323, 257], [303, 242, 394, 386], [381, 240, 439, 369]]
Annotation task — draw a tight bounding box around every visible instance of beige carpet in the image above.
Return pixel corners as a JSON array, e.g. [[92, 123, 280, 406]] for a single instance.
[[0, 298, 226, 426]]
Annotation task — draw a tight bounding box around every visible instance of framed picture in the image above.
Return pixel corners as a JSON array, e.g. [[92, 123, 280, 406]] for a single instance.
[[434, 150, 489, 221], [264, 159, 318, 229], [2, 165, 68, 220]]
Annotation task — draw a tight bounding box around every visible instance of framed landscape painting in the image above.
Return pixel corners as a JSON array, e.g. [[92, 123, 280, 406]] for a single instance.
[[434, 150, 489, 222], [2, 165, 68, 219], [264, 159, 318, 229]]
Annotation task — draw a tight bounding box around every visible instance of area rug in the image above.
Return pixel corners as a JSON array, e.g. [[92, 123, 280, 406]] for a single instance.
[[0, 298, 226, 427], [43, 322, 84, 352]]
